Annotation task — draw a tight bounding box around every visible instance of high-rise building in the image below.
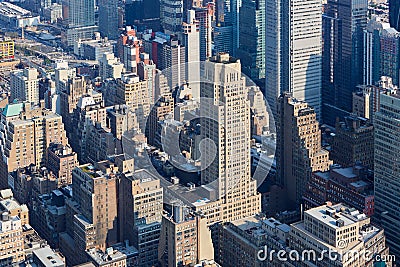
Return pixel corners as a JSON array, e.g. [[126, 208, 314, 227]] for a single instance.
[[197, 53, 261, 224], [289, 203, 392, 267], [182, 10, 200, 98], [389, 0, 400, 31], [322, 0, 368, 125], [364, 16, 400, 87], [213, 25, 233, 55], [46, 143, 78, 186], [158, 38, 186, 89], [331, 115, 374, 170], [115, 73, 151, 131], [146, 93, 174, 146], [59, 161, 119, 266], [10, 68, 39, 105], [266, 0, 322, 117], [98, 0, 118, 40], [276, 93, 332, 208], [67, 0, 95, 28], [236, 0, 265, 81], [374, 90, 400, 258], [65, 0, 97, 46], [158, 205, 215, 267], [194, 5, 212, 61], [125, 0, 161, 27], [119, 168, 163, 267], [161, 0, 184, 36], [0, 102, 68, 189]]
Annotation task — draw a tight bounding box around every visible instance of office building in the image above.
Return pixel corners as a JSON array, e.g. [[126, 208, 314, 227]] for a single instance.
[[125, 0, 161, 29], [69, 96, 108, 163], [10, 165, 58, 206], [64, 0, 97, 46], [304, 165, 375, 216], [157, 38, 186, 89], [46, 143, 78, 186], [353, 76, 398, 121], [213, 25, 233, 55], [194, 5, 212, 61], [146, 93, 174, 147], [374, 90, 400, 258], [137, 53, 157, 103], [0, 102, 68, 189], [98, 0, 118, 40], [107, 105, 138, 140], [30, 189, 71, 248], [182, 10, 200, 98], [99, 53, 124, 80], [322, 0, 368, 124], [276, 93, 332, 207], [86, 243, 139, 267], [67, 0, 95, 28], [266, 0, 322, 117], [215, 216, 290, 267], [59, 161, 119, 266], [74, 34, 114, 61], [389, 0, 400, 31], [236, 0, 265, 81], [158, 205, 214, 267], [115, 73, 151, 131], [32, 247, 65, 267], [364, 16, 400, 87], [119, 168, 163, 267], [289, 203, 392, 267], [197, 53, 261, 224], [331, 115, 374, 170], [161, 0, 184, 36], [10, 68, 39, 105]]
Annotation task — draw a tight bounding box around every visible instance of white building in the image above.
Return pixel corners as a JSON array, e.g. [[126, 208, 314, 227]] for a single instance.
[[99, 53, 124, 80], [182, 10, 200, 99], [0, 2, 40, 28], [10, 68, 39, 105], [266, 0, 322, 117]]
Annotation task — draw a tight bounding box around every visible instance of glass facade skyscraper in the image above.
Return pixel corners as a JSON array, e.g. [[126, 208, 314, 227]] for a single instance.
[[236, 0, 265, 81], [265, 0, 322, 118]]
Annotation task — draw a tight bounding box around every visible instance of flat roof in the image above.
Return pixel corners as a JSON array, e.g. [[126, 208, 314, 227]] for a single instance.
[[33, 247, 64, 266]]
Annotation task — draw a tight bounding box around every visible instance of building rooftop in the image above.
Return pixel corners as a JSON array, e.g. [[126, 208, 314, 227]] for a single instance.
[[2, 102, 24, 117], [32, 246, 64, 266], [86, 247, 127, 265], [305, 204, 367, 229]]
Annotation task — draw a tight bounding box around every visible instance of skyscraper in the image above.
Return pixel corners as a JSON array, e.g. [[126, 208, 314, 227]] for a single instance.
[[161, 0, 184, 36], [374, 90, 400, 258], [194, 5, 212, 61], [65, 0, 97, 46], [98, 0, 119, 39], [67, 0, 95, 28], [266, 0, 322, 118], [182, 10, 200, 98], [364, 17, 400, 87], [276, 93, 332, 207], [236, 0, 265, 81], [322, 0, 368, 125], [389, 0, 400, 31], [198, 53, 260, 223]]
